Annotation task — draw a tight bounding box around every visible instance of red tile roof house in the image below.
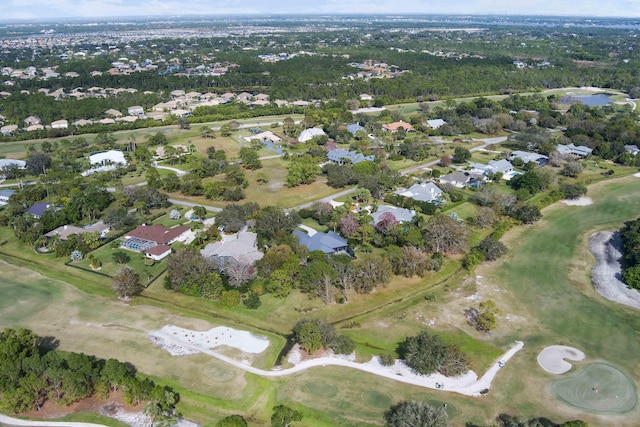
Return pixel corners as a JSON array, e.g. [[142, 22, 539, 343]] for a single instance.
[[145, 244, 172, 261], [121, 224, 190, 256], [382, 121, 414, 132]]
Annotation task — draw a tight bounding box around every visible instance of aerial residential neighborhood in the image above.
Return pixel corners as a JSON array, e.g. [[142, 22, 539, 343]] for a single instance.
[[0, 7, 640, 427]]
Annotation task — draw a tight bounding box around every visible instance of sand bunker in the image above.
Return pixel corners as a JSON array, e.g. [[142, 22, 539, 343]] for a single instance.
[[148, 325, 270, 356], [589, 232, 640, 310], [537, 345, 586, 374], [633, 172, 640, 178], [561, 197, 593, 206]]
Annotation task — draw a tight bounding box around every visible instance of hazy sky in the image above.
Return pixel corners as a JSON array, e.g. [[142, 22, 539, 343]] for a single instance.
[[3, 0, 640, 21]]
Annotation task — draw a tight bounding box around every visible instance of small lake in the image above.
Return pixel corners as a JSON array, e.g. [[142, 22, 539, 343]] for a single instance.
[[562, 94, 614, 106]]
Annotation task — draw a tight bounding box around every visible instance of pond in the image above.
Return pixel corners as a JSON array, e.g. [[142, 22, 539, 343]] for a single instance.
[[561, 93, 614, 106]]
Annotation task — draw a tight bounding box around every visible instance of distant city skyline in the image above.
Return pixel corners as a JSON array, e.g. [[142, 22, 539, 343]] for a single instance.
[[2, 0, 640, 22]]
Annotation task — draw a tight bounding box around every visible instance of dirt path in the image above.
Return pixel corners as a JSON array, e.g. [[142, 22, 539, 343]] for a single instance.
[[589, 231, 640, 310], [150, 327, 523, 397]]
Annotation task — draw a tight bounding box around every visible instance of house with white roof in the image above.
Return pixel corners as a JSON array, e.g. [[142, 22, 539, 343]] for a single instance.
[[394, 182, 444, 203], [426, 119, 447, 129], [127, 105, 144, 116], [244, 131, 282, 144], [298, 128, 326, 143], [556, 144, 593, 157], [0, 159, 26, 170], [51, 120, 68, 129], [82, 150, 127, 176]]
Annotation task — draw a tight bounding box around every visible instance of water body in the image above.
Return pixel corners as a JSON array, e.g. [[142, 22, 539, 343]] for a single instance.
[[568, 94, 614, 106]]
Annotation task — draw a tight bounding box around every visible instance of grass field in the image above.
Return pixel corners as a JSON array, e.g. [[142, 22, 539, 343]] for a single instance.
[[477, 174, 640, 425], [551, 362, 637, 413]]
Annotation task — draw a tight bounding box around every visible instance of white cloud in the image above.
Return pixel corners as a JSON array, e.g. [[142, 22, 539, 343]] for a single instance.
[[2, 0, 640, 19]]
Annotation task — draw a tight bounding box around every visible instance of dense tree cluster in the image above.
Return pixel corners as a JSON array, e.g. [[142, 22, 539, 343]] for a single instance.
[[398, 331, 469, 377], [620, 218, 640, 290], [293, 319, 354, 355], [0, 328, 178, 424]]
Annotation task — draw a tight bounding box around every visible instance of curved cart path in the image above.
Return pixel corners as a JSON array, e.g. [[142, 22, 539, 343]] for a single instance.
[[0, 414, 108, 427], [150, 327, 523, 397]]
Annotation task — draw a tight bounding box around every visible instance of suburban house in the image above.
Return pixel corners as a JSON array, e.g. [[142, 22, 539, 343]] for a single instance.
[[127, 105, 144, 116], [293, 230, 354, 256], [394, 182, 444, 203], [105, 108, 122, 117], [346, 123, 366, 136], [326, 148, 374, 165], [45, 221, 111, 241], [122, 224, 190, 254], [469, 159, 514, 176], [439, 171, 484, 188], [89, 150, 127, 166], [145, 245, 172, 261], [51, 119, 68, 129], [83, 150, 127, 176], [200, 231, 264, 270], [298, 128, 326, 143], [371, 205, 415, 225], [382, 121, 414, 132], [27, 202, 63, 219], [0, 124, 18, 135], [243, 130, 282, 144], [508, 151, 549, 166], [624, 145, 640, 156], [556, 144, 593, 157], [426, 119, 447, 129], [25, 124, 44, 132], [0, 189, 15, 205], [24, 116, 41, 126], [0, 158, 26, 170]]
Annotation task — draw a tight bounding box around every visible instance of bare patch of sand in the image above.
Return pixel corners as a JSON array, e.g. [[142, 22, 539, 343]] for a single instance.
[[562, 197, 593, 206], [589, 232, 640, 310], [537, 345, 586, 374], [148, 325, 269, 356]]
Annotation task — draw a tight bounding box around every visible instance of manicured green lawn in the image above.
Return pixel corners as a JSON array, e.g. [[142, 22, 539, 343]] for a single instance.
[[483, 175, 640, 425]]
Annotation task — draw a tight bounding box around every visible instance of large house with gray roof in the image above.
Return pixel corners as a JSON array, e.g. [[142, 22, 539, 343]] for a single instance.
[[371, 205, 415, 225], [293, 230, 353, 256], [508, 151, 549, 166], [394, 182, 444, 203], [200, 231, 263, 270], [326, 148, 374, 165], [556, 144, 593, 157]]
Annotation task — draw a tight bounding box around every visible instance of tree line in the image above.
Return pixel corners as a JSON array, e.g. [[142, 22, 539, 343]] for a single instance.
[[0, 328, 179, 425]]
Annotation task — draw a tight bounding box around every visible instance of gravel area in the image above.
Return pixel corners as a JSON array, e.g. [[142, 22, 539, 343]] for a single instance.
[[589, 231, 640, 310], [537, 345, 586, 374]]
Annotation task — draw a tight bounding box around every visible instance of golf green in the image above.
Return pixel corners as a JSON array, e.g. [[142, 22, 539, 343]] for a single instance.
[[551, 362, 637, 413]]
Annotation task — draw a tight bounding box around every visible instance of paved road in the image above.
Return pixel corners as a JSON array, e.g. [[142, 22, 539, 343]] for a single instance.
[[168, 199, 222, 212], [209, 119, 301, 131]]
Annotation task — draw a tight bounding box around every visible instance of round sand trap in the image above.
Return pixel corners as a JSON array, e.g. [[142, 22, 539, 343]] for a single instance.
[[551, 362, 637, 413], [537, 345, 586, 374]]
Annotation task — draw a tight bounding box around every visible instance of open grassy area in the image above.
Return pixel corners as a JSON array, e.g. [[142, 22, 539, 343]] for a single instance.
[[476, 174, 640, 426]]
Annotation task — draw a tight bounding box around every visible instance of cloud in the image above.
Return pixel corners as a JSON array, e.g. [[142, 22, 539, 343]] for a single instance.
[[3, 0, 640, 19]]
